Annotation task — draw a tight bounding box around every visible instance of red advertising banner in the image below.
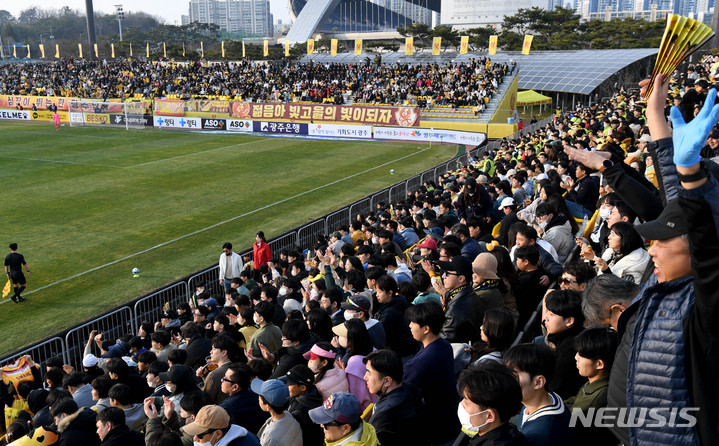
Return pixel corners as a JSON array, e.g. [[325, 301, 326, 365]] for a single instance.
[[185, 100, 230, 114], [0, 95, 70, 111], [154, 99, 186, 116], [230, 102, 420, 127]]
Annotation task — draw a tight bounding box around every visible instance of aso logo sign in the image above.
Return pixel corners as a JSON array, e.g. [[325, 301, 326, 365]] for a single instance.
[[201, 119, 226, 130], [227, 119, 253, 132]]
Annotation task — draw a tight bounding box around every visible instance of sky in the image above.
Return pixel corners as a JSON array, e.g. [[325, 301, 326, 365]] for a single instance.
[[0, 0, 290, 25]]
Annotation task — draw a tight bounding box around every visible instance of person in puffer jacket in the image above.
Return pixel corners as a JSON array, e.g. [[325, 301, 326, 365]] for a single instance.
[[51, 397, 100, 446], [535, 203, 574, 264]]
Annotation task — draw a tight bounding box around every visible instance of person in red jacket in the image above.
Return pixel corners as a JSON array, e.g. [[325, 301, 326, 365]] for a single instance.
[[253, 231, 272, 271]]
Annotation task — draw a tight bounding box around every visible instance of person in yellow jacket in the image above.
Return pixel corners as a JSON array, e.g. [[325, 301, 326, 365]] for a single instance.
[[309, 392, 379, 446]]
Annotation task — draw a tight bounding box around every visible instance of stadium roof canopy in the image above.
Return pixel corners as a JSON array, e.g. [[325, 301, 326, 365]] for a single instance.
[[301, 48, 658, 95]]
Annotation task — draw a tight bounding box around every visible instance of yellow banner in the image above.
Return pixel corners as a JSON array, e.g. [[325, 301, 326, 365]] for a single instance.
[[242, 42, 245, 58], [307, 39, 314, 55], [432, 37, 441, 55], [94, 43, 98, 58], [183, 42, 186, 57], [31, 110, 69, 122], [264, 40, 269, 57], [111, 43, 115, 58], [13, 46, 16, 58], [201, 41, 204, 58], [39, 44, 45, 59], [331, 39, 338, 56], [85, 113, 110, 124], [405, 37, 413, 56], [489, 35, 498, 55], [78, 44, 83, 58], [221, 41, 225, 58], [130, 43, 133, 58], [522, 35, 533, 55], [354, 39, 362, 56], [164, 42, 168, 58], [460, 36, 469, 55], [26, 45, 30, 58], [0, 44, 3, 58], [146, 42, 150, 58], [55, 44, 59, 58], [285, 40, 290, 57]]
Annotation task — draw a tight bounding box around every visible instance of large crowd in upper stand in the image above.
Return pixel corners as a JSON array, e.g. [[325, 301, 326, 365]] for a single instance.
[[0, 57, 509, 108], [2, 54, 719, 446]]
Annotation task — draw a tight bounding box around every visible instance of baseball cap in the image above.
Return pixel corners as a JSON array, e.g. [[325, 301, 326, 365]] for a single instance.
[[507, 168, 517, 177], [399, 217, 414, 228], [159, 364, 194, 384], [696, 79, 709, 89], [284, 364, 315, 387], [250, 378, 290, 407], [181, 405, 230, 437], [416, 237, 438, 250], [435, 256, 473, 282], [472, 253, 499, 280], [477, 174, 489, 184], [464, 177, 477, 194], [82, 354, 98, 368], [638, 134, 652, 143], [710, 130, 719, 139], [341, 295, 371, 313], [423, 227, 444, 240], [161, 309, 177, 319], [309, 392, 361, 425], [500, 197, 515, 208], [203, 298, 218, 308], [635, 200, 688, 241], [330, 231, 341, 239]]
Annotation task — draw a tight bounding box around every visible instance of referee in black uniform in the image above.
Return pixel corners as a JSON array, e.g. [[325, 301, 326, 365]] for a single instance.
[[5, 243, 29, 303]]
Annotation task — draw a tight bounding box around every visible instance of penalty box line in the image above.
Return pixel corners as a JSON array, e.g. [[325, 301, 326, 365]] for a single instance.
[[0, 145, 433, 304]]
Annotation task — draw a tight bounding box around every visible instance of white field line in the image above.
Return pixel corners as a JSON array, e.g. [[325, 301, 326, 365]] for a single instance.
[[0, 145, 432, 304], [125, 138, 273, 168], [0, 155, 125, 168]]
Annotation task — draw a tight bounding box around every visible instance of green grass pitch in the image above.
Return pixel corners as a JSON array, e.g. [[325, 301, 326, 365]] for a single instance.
[[0, 121, 456, 355]]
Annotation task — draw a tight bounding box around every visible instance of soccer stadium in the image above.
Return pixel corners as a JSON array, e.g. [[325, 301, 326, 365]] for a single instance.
[[1, 6, 719, 446]]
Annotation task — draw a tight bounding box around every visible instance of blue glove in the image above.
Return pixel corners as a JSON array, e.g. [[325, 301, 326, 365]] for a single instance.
[[670, 88, 719, 167]]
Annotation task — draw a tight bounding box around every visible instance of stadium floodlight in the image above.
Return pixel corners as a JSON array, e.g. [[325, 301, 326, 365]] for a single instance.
[[115, 4, 124, 41]]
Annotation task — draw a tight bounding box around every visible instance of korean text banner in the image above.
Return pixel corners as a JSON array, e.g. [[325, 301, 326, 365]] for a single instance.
[[230, 102, 420, 127], [0, 95, 70, 111], [154, 99, 186, 116], [373, 127, 486, 146]]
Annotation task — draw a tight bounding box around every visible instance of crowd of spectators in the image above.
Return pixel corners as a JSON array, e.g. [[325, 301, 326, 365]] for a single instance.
[[2, 55, 719, 446], [0, 57, 508, 108]]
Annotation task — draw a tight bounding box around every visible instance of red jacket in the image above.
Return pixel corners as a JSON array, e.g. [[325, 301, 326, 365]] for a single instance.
[[253, 241, 271, 269]]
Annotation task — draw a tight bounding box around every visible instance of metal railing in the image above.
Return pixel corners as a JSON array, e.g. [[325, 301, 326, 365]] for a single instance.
[[0, 143, 489, 369]]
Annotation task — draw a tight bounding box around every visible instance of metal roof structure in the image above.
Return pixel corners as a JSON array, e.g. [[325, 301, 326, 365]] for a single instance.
[[301, 48, 658, 95]]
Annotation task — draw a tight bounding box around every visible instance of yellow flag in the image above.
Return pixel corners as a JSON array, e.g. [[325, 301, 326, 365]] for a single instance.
[[200, 41, 204, 58], [2, 279, 11, 298], [285, 40, 290, 57], [39, 44, 45, 58], [13, 45, 16, 58], [242, 41, 245, 58], [183, 42, 186, 57], [164, 42, 167, 58], [307, 39, 314, 55], [111, 43, 115, 58], [522, 35, 533, 55], [221, 41, 225, 58], [331, 39, 338, 56], [78, 43, 83, 58], [130, 43, 133, 58], [354, 39, 362, 56], [146, 42, 150, 58], [489, 35, 498, 55], [405, 37, 413, 56], [432, 37, 441, 55], [55, 44, 59, 58], [264, 40, 269, 57], [0, 44, 3, 58], [94, 43, 98, 58], [26, 44, 30, 58], [460, 36, 469, 55]]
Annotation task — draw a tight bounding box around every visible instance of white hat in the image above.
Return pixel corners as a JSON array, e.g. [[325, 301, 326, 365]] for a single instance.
[[477, 174, 489, 184], [500, 197, 515, 208], [536, 173, 549, 181], [638, 134, 651, 143], [82, 354, 98, 367], [507, 169, 517, 177]]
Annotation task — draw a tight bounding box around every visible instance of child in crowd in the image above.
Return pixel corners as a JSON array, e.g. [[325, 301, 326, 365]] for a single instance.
[[515, 245, 548, 319], [504, 343, 573, 446], [542, 290, 585, 399]]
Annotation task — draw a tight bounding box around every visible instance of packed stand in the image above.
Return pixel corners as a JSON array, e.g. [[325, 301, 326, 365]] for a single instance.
[[2, 59, 719, 446], [0, 57, 507, 108]]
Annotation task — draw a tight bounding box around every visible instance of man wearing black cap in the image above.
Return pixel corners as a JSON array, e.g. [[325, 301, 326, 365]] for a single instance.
[[603, 74, 719, 446], [432, 256, 486, 344], [284, 364, 324, 446], [679, 78, 708, 123], [342, 295, 386, 350], [700, 129, 719, 158]]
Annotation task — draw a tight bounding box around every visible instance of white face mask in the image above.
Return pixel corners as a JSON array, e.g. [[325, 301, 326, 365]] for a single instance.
[[166, 383, 176, 393], [253, 314, 261, 325], [538, 221, 548, 230], [457, 403, 491, 433], [344, 310, 360, 321], [310, 289, 319, 299], [193, 431, 218, 446], [599, 207, 612, 220], [147, 378, 157, 389], [279, 287, 288, 296], [372, 236, 379, 245]]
